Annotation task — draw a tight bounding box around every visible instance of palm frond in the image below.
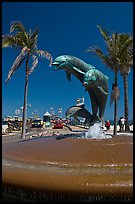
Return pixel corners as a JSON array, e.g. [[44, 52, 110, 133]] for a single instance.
[[86, 46, 117, 71], [35, 50, 53, 66], [117, 34, 133, 75], [10, 21, 26, 33], [5, 47, 29, 84], [110, 86, 120, 105], [118, 38, 133, 61], [108, 33, 119, 56], [28, 55, 38, 75], [15, 32, 28, 46], [10, 21, 29, 46], [2, 35, 17, 48], [97, 25, 110, 41], [2, 35, 26, 49], [119, 33, 131, 45], [29, 27, 39, 49], [30, 27, 39, 41], [86, 46, 104, 58]]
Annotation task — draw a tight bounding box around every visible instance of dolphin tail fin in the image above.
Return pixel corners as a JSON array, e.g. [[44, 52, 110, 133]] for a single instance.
[[85, 115, 101, 126], [91, 115, 101, 124]]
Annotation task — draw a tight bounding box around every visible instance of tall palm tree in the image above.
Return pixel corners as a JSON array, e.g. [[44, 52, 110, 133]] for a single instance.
[[2, 21, 53, 138], [86, 25, 122, 135], [118, 35, 133, 131]]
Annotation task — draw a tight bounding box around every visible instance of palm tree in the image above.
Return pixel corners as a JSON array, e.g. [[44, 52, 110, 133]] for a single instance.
[[86, 25, 122, 135], [118, 35, 133, 131], [2, 21, 53, 138]]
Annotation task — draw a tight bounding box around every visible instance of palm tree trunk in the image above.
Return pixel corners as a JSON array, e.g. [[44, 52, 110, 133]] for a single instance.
[[113, 71, 118, 135], [123, 73, 130, 131], [21, 57, 29, 139]]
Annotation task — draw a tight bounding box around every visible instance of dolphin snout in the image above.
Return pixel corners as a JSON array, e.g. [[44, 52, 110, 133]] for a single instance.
[[52, 61, 60, 70], [52, 62, 59, 65]]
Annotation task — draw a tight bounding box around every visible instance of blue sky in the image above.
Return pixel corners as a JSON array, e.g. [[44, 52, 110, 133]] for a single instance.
[[2, 2, 133, 120]]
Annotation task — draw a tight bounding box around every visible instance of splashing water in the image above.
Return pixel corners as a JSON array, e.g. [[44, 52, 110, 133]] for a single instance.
[[79, 122, 112, 139]]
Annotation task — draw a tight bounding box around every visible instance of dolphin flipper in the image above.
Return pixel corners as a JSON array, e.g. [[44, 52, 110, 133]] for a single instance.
[[97, 86, 108, 95], [72, 66, 85, 75], [66, 71, 71, 81], [105, 75, 109, 80], [95, 87, 108, 120], [74, 115, 80, 123], [87, 89, 98, 117]]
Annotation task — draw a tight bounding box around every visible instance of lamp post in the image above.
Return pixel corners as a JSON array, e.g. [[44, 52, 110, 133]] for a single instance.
[[58, 108, 62, 119], [21, 103, 31, 122], [76, 97, 84, 106], [21, 103, 31, 112], [32, 110, 39, 119], [50, 107, 55, 119]]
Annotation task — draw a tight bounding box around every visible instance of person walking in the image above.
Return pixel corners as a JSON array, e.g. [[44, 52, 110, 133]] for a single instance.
[[120, 117, 125, 131], [105, 120, 111, 130]]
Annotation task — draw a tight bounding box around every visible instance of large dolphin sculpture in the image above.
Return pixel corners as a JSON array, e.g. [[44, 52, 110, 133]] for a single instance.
[[52, 55, 95, 82], [52, 55, 108, 124], [66, 105, 98, 126], [83, 69, 108, 121]]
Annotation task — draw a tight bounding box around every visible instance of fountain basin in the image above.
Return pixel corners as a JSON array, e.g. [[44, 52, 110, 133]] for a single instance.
[[2, 135, 133, 201]]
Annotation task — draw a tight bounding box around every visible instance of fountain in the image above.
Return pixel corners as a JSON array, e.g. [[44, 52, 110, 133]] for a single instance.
[[79, 122, 112, 139], [2, 55, 133, 202], [2, 132, 133, 202]]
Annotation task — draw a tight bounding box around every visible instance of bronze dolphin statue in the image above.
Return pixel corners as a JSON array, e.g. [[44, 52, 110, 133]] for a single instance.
[[52, 55, 108, 124]]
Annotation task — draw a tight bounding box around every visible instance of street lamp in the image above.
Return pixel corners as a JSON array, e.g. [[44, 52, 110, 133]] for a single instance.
[[21, 103, 31, 112], [76, 97, 84, 106], [32, 110, 39, 119], [21, 103, 31, 121], [76, 98, 80, 105], [21, 107, 24, 113], [50, 107, 55, 119], [58, 108, 62, 119], [27, 103, 31, 108]]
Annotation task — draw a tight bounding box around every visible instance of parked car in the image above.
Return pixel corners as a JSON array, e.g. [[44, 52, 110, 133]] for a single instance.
[[31, 119, 43, 128], [53, 120, 63, 129], [2, 121, 9, 134]]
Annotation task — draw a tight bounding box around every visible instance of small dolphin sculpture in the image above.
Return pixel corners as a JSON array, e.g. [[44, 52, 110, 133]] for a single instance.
[[52, 55, 108, 124], [66, 105, 99, 126]]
